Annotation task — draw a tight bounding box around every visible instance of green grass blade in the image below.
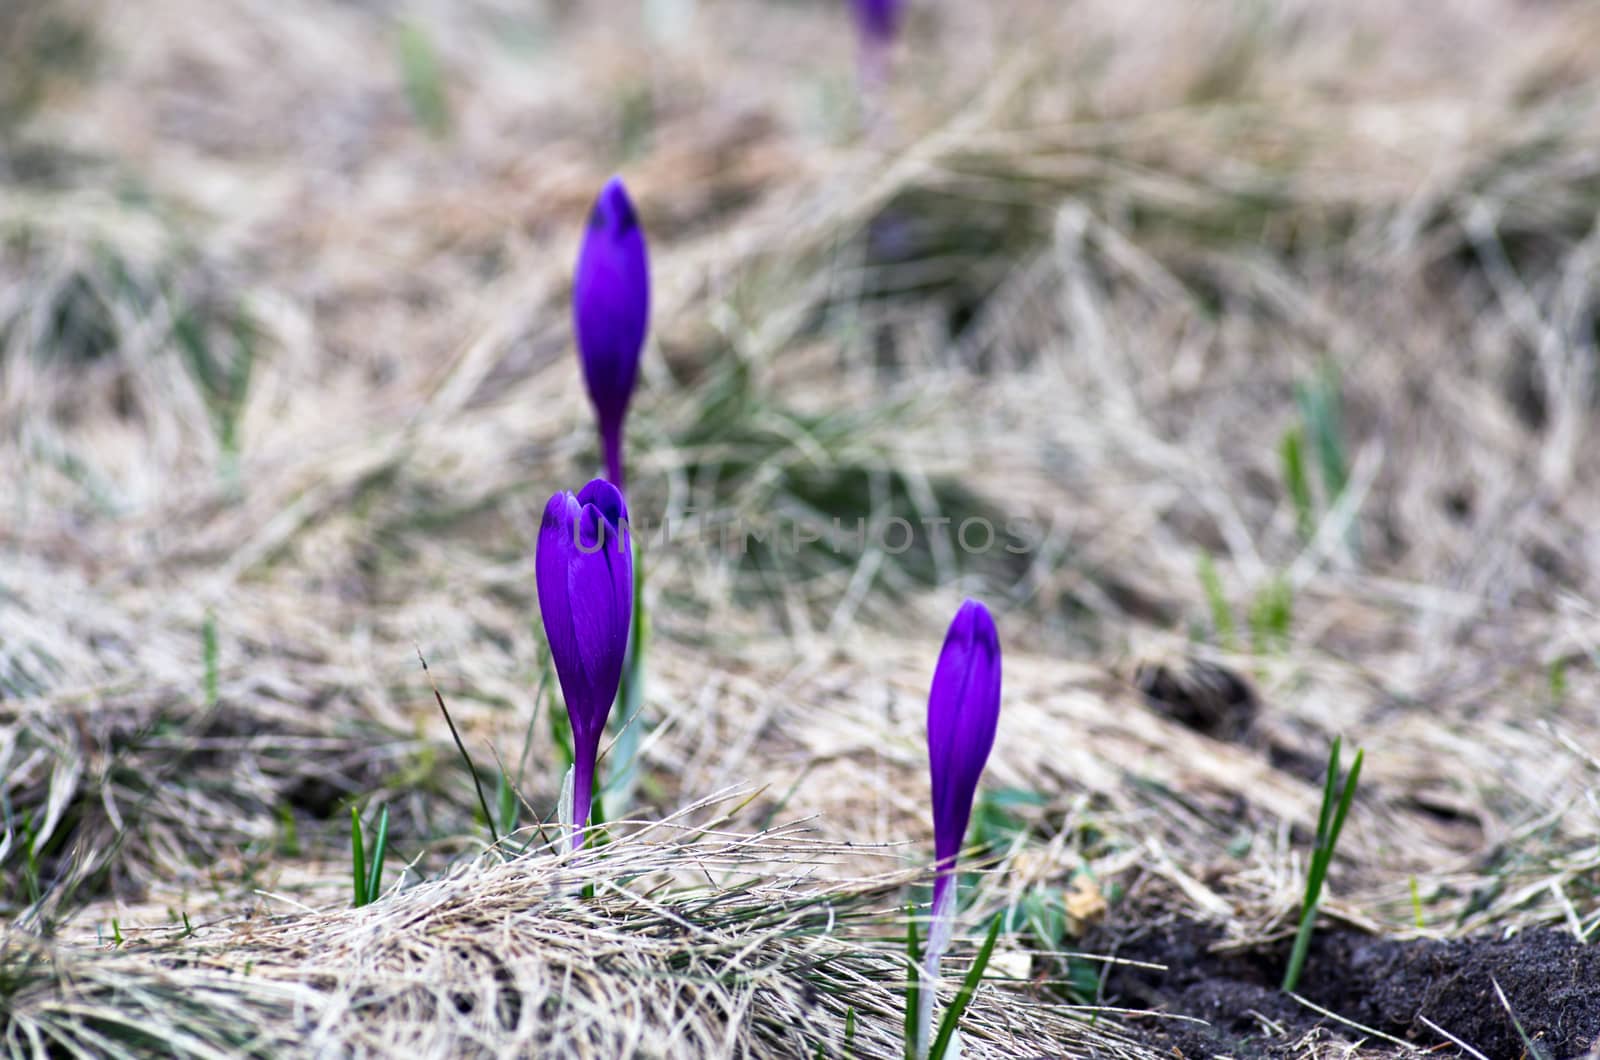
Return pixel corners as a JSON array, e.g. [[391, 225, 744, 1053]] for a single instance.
[[1325, 748, 1363, 854], [201, 613, 218, 708], [1197, 554, 1235, 651], [843, 1007, 857, 1058], [419, 648, 499, 848], [1249, 577, 1294, 654], [1315, 737, 1342, 848], [903, 906, 921, 1060], [1296, 366, 1348, 501], [1283, 740, 1362, 991], [350, 805, 367, 908], [396, 23, 450, 138], [929, 914, 1002, 1060], [365, 804, 390, 905], [1281, 426, 1313, 539], [1281, 900, 1316, 993]]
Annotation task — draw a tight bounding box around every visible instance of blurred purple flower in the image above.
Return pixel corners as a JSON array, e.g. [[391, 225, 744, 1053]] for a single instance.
[[927, 598, 1001, 922], [537, 478, 634, 848], [852, 0, 903, 45], [573, 176, 651, 488]]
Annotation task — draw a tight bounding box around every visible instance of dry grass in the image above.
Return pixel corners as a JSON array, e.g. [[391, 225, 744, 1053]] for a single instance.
[[5, 0, 1600, 1056], [3, 798, 1157, 1058]]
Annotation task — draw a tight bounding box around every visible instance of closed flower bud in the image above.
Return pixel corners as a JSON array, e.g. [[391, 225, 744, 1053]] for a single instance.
[[573, 176, 651, 488], [536, 478, 633, 847], [927, 598, 1002, 912], [852, 0, 903, 46]]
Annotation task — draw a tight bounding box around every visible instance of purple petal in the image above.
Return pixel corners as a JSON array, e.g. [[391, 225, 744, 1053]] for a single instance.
[[536, 480, 634, 800], [577, 477, 629, 531], [927, 599, 1002, 876], [537, 491, 586, 715], [566, 502, 632, 737], [852, 0, 903, 43], [574, 176, 650, 481]]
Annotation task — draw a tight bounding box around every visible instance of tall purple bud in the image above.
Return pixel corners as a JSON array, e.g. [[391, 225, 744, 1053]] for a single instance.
[[851, 0, 904, 91], [919, 598, 1001, 1056], [852, 0, 903, 45], [536, 478, 633, 849], [927, 599, 1002, 917], [573, 177, 651, 488]]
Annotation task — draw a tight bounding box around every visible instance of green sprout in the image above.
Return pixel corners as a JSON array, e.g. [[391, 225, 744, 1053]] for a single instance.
[[1282, 736, 1363, 992], [1288, 359, 1359, 555], [1280, 425, 1314, 540], [1548, 658, 1568, 705], [1249, 576, 1294, 654], [903, 905, 922, 1060], [1197, 554, 1236, 651], [904, 908, 1002, 1060], [202, 612, 219, 708], [349, 804, 390, 908], [396, 22, 450, 138], [274, 802, 300, 858], [927, 915, 1002, 1060], [350, 803, 390, 908], [1295, 362, 1349, 505]]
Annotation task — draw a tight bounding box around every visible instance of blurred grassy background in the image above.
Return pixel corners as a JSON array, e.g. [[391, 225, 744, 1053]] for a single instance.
[[4, 0, 1600, 1055]]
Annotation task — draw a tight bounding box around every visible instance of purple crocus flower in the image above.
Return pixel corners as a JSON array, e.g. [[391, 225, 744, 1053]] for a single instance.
[[851, 0, 903, 95], [918, 598, 1001, 1056], [536, 478, 633, 849], [573, 176, 651, 489], [927, 598, 1002, 918], [852, 0, 903, 46]]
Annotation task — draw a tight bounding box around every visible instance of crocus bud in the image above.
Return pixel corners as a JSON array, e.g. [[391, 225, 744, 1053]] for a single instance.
[[536, 478, 634, 848], [918, 598, 1001, 1056], [852, 0, 903, 96], [852, 0, 903, 46], [573, 177, 651, 488], [928, 598, 1002, 915]]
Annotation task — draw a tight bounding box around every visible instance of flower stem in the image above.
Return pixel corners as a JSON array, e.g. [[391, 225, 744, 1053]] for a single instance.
[[570, 747, 595, 852], [601, 421, 624, 489], [915, 877, 956, 1059]]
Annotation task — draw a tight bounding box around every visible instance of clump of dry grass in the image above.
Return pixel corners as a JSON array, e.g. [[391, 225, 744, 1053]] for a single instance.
[[0, 647, 463, 925], [2, 801, 1157, 1059]]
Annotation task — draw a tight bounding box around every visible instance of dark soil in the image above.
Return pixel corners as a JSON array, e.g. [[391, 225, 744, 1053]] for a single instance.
[[1090, 917, 1600, 1058], [1134, 659, 1259, 744]]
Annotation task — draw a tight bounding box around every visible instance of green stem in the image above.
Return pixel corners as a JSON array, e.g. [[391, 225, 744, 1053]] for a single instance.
[[1281, 899, 1318, 992]]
